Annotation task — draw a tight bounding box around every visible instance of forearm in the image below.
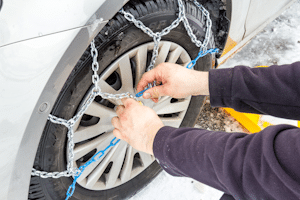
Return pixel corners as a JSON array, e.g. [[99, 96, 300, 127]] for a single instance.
[[153, 125, 300, 199], [209, 62, 300, 120]]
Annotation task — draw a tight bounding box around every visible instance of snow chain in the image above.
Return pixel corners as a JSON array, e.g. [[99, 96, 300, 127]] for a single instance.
[[31, 0, 218, 199]]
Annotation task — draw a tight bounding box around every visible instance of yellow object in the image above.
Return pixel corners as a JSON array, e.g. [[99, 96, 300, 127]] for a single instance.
[[223, 108, 261, 133], [138, 101, 143, 106], [221, 37, 237, 57], [255, 66, 269, 68]]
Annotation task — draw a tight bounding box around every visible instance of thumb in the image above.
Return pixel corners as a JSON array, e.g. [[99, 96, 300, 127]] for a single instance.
[[143, 85, 167, 99], [121, 98, 139, 107]]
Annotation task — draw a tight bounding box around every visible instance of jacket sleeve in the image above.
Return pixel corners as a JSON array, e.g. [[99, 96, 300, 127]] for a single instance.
[[209, 62, 300, 120], [153, 63, 300, 199], [154, 125, 300, 200]]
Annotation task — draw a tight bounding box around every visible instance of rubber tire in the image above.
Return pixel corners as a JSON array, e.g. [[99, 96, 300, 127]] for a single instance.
[[28, 0, 214, 199]]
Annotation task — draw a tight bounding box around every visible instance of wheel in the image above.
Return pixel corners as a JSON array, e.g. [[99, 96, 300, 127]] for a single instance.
[[28, 0, 215, 199]]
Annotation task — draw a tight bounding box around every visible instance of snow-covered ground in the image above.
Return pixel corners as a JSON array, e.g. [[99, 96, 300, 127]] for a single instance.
[[129, 1, 300, 200], [220, 1, 300, 68]]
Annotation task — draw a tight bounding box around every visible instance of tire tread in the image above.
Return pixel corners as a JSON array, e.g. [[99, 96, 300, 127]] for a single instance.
[[28, 1, 214, 199]]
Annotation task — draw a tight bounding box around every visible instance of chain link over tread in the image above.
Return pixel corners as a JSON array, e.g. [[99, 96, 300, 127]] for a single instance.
[[32, 0, 197, 179], [29, 1, 179, 199], [29, 0, 216, 199]]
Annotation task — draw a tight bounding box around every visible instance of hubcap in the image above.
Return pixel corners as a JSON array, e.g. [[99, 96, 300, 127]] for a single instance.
[[70, 41, 192, 190]]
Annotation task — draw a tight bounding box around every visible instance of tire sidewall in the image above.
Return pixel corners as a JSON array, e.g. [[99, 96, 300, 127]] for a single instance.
[[31, 3, 214, 200]]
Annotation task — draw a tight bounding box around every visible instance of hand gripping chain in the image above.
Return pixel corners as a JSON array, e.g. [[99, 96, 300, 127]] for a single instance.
[[31, 1, 218, 199]]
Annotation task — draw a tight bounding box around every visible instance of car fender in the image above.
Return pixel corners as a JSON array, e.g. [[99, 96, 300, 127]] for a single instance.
[[0, 0, 125, 47], [0, 0, 128, 199], [219, 0, 295, 63]]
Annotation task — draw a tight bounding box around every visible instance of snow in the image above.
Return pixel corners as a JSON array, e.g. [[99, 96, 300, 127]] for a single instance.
[[129, 1, 300, 199], [219, 0, 300, 68], [130, 172, 224, 200]]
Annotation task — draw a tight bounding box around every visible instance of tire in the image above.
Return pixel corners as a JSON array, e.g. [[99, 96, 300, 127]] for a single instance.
[[28, 0, 215, 199]]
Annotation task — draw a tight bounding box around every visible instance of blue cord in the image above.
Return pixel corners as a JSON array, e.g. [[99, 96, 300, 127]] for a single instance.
[[65, 138, 120, 200], [186, 48, 219, 69], [65, 48, 218, 199], [136, 88, 148, 97]]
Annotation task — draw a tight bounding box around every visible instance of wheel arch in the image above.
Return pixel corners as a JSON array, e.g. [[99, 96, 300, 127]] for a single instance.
[[9, 0, 231, 199], [8, 0, 129, 199], [194, 0, 232, 62]]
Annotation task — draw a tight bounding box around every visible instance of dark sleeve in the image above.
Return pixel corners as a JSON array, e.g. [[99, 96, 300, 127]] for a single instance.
[[153, 125, 300, 200], [153, 63, 300, 199], [209, 62, 300, 120]]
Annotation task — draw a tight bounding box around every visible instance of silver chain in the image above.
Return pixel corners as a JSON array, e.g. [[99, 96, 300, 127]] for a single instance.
[[32, 0, 212, 179], [183, 0, 212, 52], [120, 0, 212, 71], [31, 40, 136, 178]]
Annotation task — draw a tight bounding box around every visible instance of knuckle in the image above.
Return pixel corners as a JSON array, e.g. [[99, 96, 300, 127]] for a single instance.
[[116, 105, 124, 115], [125, 101, 132, 108], [119, 113, 126, 121], [113, 129, 120, 138], [111, 116, 117, 124]]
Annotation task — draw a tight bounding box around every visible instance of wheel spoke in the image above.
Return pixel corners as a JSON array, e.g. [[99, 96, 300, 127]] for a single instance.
[[98, 79, 118, 94], [72, 117, 81, 132], [154, 98, 190, 115], [179, 49, 191, 64], [73, 122, 114, 143], [139, 152, 154, 167], [120, 146, 136, 183], [182, 62, 191, 68], [73, 132, 114, 161], [152, 96, 172, 112], [105, 141, 128, 188], [75, 133, 115, 183], [154, 42, 171, 67], [118, 54, 135, 94], [135, 45, 148, 84], [167, 46, 184, 63], [85, 141, 121, 189], [160, 117, 182, 128], [85, 102, 116, 119]]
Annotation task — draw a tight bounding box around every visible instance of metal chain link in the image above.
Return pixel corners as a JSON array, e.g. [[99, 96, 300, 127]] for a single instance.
[[120, 0, 213, 71], [65, 137, 120, 200], [31, 168, 72, 179], [31, 39, 136, 178], [119, 3, 183, 71], [182, 0, 213, 52], [90, 40, 100, 91], [32, 0, 215, 198]]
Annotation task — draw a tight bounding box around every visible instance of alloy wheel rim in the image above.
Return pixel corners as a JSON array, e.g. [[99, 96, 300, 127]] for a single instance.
[[69, 41, 192, 190]]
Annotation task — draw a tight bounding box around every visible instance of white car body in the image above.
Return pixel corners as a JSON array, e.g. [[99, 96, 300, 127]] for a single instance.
[[0, 0, 295, 199]]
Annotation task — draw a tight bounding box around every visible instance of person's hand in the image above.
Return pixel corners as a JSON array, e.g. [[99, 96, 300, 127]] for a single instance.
[[111, 98, 164, 155], [137, 63, 209, 102]]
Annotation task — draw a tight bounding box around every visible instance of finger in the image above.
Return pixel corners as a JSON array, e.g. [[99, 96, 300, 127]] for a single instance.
[[111, 116, 122, 130], [115, 105, 125, 116], [151, 97, 159, 103], [142, 85, 167, 99], [113, 128, 123, 140], [121, 98, 139, 107], [136, 69, 160, 93]]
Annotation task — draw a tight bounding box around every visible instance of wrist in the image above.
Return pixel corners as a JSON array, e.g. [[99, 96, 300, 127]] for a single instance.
[[192, 71, 209, 96], [147, 123, 164, 155]]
